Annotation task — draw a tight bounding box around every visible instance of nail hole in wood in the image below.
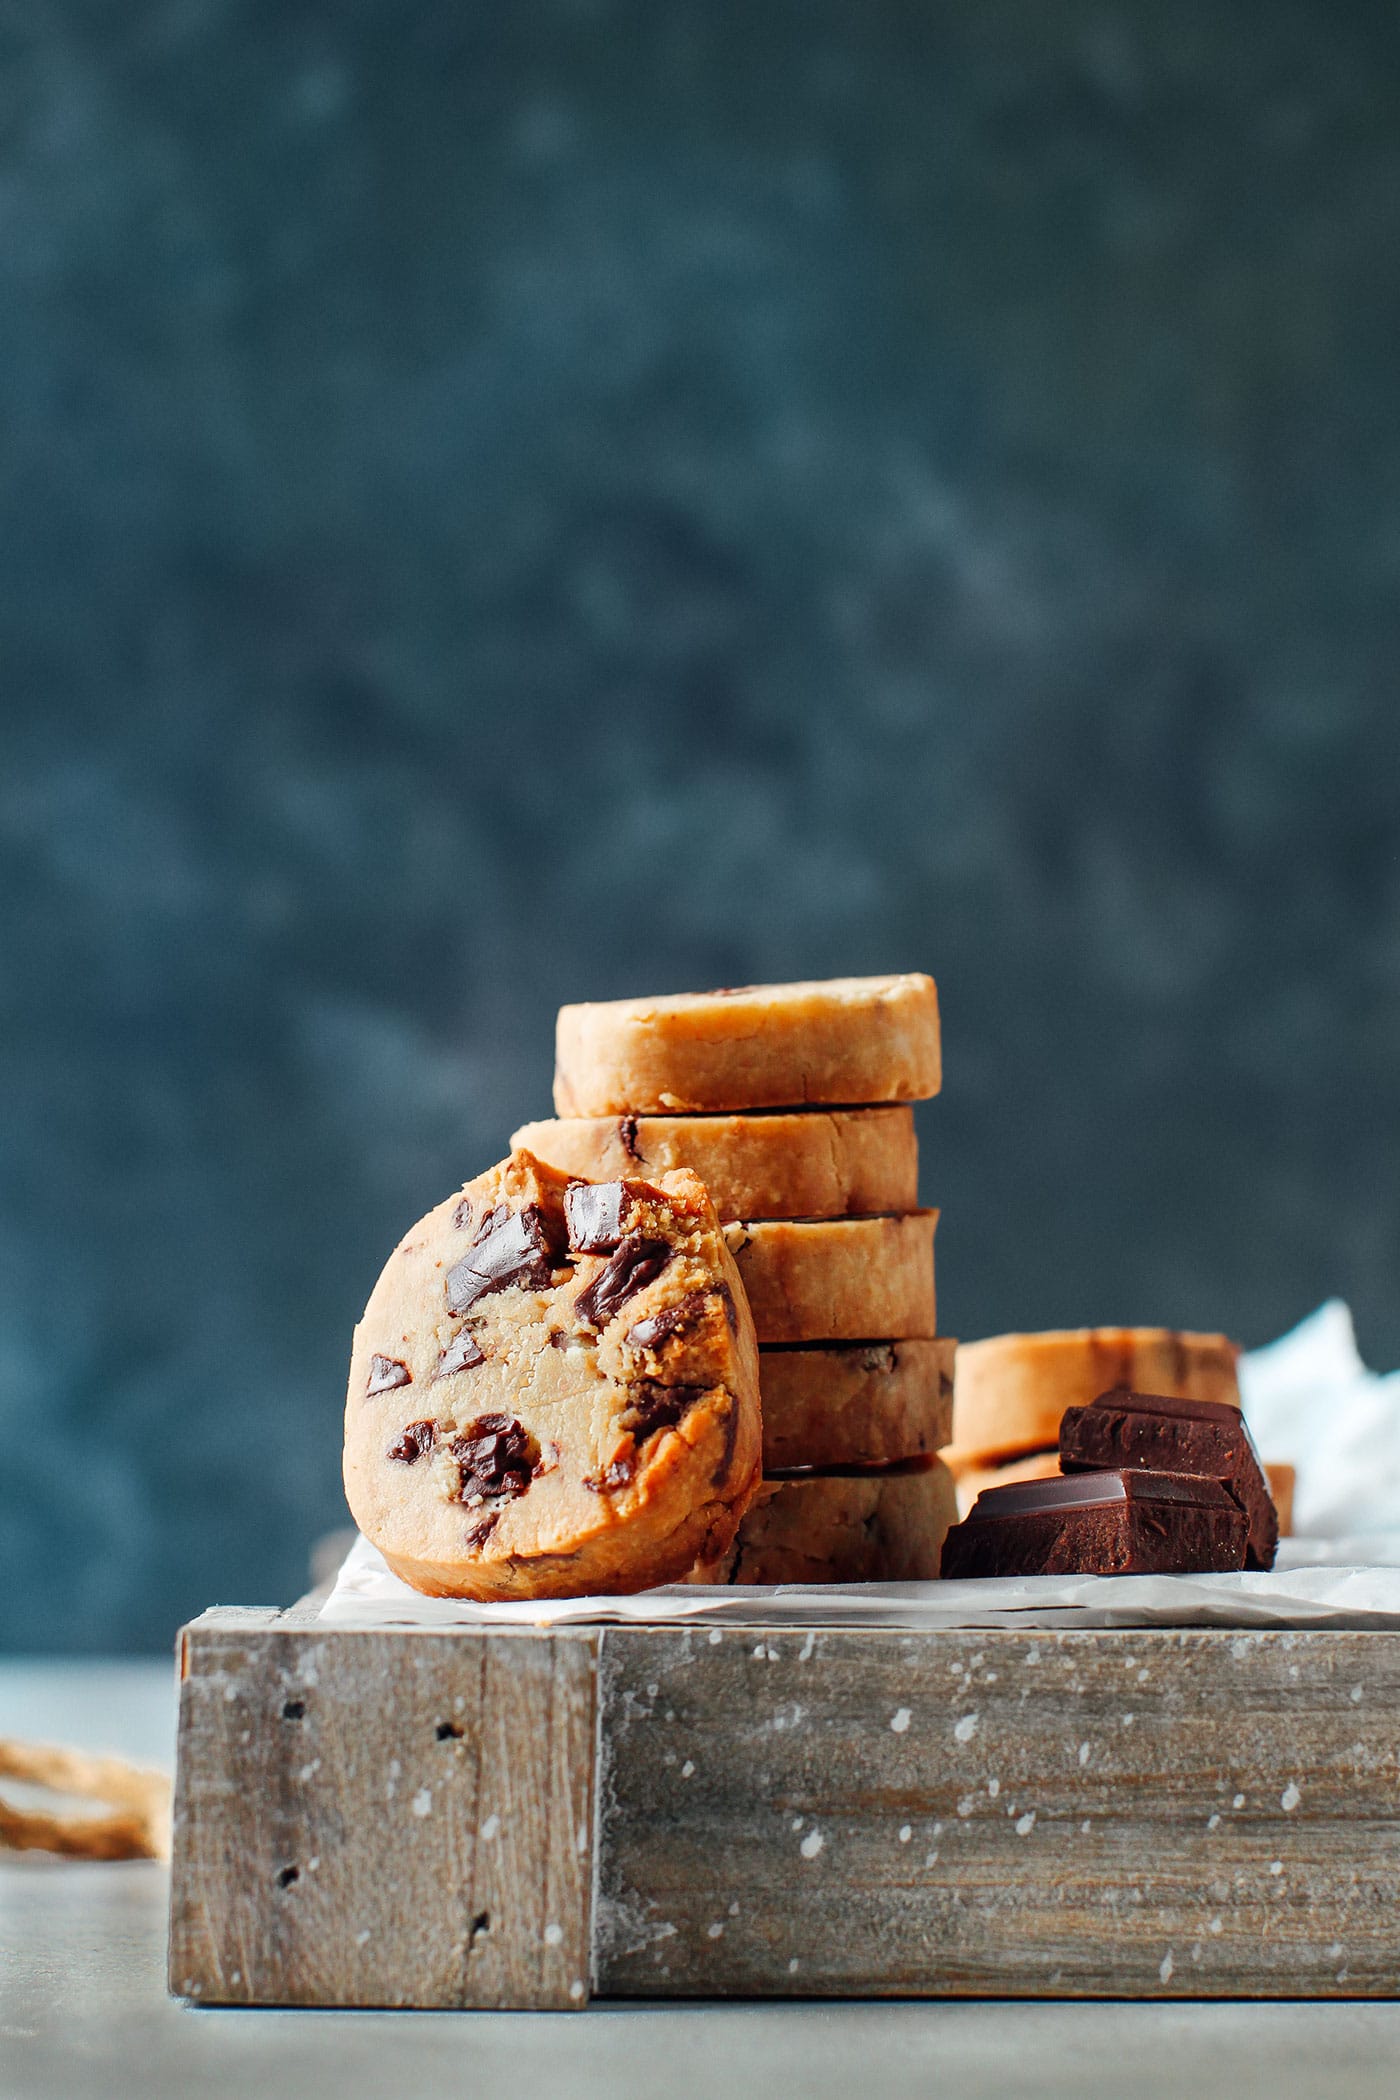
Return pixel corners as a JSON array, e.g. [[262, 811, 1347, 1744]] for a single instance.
[[281, 1699, 305, 1721], [277, 1865, 300, 1889], [469, 1910, 490, 1943], [435, 1720, 463, 1740]]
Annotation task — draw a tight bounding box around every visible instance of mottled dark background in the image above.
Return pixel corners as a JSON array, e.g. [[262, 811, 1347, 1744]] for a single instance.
[[3, 1, 1399, 1651]]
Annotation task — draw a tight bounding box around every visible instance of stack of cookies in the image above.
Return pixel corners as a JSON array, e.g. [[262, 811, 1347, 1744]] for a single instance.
[[518, 973, 956, 1582]]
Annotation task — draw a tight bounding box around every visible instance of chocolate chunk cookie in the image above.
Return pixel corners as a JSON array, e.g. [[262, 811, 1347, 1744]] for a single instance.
[[343, 1150, 761, 1599]]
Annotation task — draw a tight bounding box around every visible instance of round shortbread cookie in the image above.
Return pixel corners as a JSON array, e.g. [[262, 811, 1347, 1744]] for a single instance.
[[947, 1327, 1241, 1469], [511, 1106, 918, 1222], [697, 1460, 957, 1583], [759, 1338, 955, 1470], [727, 1212, 937, 1344], [343, 1150, 761, 1599], [553, 974, 941, 1116]]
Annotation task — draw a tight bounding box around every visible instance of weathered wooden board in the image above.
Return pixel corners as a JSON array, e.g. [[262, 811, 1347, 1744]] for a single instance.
[[169, 1609, 1400, 2007], [168, 1609, 596, 2008], [594, 1625, 1400, 1998]]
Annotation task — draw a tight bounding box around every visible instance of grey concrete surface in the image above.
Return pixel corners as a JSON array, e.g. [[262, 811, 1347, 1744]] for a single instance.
[[3, 1663, 1399, 2098], [0, 1659, 178, 1773]]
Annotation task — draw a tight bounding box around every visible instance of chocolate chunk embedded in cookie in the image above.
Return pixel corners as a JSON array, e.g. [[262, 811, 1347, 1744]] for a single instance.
[[343, 1149, 761, 1599]]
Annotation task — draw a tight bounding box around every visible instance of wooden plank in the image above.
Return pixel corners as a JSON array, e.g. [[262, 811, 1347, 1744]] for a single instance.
[[168, 1612, 597, 2009], [593, 1625, 1400, 1998]]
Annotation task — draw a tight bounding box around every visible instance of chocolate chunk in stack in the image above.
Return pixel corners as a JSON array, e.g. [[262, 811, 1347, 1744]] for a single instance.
[[941, 1329, 1281, 1578], [518, 974, 955, 1581]]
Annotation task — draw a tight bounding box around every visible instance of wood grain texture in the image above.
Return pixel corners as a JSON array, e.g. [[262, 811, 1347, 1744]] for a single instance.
[[593, 1625, 1400, 1998], [168, 1611, 596, 2008]]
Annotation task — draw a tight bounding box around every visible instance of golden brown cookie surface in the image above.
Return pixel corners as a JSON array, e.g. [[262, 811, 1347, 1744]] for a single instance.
[[696, 1460, 956, 1583], [343, 1150, 761, 1598], [512, 1105, 918, 1221], [759, 1338, 955, 1469], [553, 974, 941, 1115], [728, 1212, 937, 1343]]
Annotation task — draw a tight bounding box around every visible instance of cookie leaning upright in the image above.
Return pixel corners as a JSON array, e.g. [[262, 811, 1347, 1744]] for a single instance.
[[343, 1149, 760, 1600], [552, 974, 941, 1115]]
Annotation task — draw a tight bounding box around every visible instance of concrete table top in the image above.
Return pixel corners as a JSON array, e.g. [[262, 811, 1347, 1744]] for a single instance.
[[3, 1659, 1399, 2100]]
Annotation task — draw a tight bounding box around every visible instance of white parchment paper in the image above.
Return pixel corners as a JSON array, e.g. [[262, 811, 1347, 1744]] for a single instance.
[[1238, 1298, 1400, 1537], [321, 1301, 1400, 1633], [320, 1529, 1400, 1631]]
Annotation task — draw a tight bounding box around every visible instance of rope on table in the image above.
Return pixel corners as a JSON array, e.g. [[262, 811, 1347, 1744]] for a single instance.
[[0, 1738, 171, 1861]]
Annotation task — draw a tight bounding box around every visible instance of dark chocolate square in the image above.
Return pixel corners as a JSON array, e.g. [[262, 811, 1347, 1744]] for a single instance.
[[1059, 1387, 1278, 1570], [939, 1466, 1249, 1579]]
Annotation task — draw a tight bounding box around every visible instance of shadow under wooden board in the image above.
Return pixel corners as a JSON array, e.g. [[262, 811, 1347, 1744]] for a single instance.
[[168, 1603, 1400, 2007]]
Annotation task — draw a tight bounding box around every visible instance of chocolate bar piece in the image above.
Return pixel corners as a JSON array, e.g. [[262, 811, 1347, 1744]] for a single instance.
[[938, 1468, 1249, 1579], [1059, 1387, 1278, 1570]]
